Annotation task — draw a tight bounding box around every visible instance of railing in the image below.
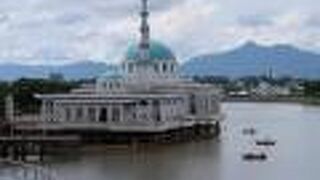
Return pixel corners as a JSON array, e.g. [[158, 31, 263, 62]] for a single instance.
[[12, 112, 224, 133]]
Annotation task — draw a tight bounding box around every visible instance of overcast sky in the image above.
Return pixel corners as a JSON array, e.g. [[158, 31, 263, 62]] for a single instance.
[[0, 0, 319, 65]]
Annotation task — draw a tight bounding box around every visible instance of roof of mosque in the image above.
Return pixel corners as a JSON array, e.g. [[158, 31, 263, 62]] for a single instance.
[[125, 41, 176, 61]]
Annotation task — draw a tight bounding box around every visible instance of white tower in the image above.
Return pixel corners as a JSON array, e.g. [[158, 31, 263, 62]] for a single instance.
[[139, 0, 150, 61]]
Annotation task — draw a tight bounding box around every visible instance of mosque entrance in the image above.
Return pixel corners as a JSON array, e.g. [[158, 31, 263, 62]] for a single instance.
[[99, 108, 108, 122]]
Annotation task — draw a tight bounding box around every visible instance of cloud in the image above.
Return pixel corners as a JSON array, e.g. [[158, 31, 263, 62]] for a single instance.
[[305, 16, 320, 28], [0, 0, 319, 65], [237, 15, 274, 27]]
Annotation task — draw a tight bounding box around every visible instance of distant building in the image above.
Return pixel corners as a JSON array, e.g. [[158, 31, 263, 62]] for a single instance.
[[252, 81, 291, 97]]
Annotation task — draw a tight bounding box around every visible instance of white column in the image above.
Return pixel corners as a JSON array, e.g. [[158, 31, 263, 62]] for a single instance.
[[83, 106, 88, 122], [119, 105, 124, 122], [62, 106, 68, 122], [107, 105, 112, 122], [70, 107, 76, 123], [135, 103, 140, 121], [160, 100, 165, 122], [207, 97, 211, 115], [95, 106, 100, 123], [56, 103, 63, 122]]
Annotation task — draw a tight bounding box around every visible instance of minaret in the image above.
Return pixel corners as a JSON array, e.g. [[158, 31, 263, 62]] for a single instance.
[[139, 0, 150, 61]]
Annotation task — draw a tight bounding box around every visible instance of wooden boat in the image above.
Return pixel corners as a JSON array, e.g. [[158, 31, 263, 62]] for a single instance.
[[242, 152, 267, 161], [255, 138, 276, 146]]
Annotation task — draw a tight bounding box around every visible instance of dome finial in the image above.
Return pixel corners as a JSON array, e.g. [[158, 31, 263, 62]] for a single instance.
[[139, 0, 150, 61]]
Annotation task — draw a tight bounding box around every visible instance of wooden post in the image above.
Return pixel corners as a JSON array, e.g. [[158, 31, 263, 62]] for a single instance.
[[39, 144, 45, 162], [5, 95, 14, 137]]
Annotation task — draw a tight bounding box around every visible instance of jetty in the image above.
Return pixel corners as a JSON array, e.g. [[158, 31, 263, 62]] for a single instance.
[[0, 135, 80, 162]]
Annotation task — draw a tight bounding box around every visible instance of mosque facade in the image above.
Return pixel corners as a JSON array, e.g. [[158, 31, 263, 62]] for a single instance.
[[33, 0, 224, 142]]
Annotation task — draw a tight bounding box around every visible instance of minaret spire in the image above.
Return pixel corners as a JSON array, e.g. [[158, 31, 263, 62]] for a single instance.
[[139, 0, 150, 61]]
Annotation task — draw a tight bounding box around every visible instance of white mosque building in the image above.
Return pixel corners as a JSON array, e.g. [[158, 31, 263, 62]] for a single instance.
[[30, 0, 223, 142]]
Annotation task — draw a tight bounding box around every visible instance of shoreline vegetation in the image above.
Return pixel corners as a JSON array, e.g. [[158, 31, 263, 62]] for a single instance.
[[302, 97, 320, 105]]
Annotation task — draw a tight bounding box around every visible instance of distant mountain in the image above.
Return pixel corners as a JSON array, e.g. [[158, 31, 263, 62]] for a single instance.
[[1, 42, 320, 80], [0, 61, 112, 81], [182, 41, 320, 79]]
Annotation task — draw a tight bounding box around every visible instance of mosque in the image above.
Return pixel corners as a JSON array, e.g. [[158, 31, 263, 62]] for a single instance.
[[29, 0, 224, 142]]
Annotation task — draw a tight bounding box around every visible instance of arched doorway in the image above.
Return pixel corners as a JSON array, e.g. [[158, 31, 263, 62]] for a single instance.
[[99, 108, 108, 122]]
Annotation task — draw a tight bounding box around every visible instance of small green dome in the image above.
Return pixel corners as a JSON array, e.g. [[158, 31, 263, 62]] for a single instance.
[[99, 67, 123, 80], [125, 41, 176, 61]]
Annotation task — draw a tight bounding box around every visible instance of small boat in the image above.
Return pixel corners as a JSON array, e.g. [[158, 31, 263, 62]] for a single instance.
[[255, 138, 276, 146], [242, 127, 256, 135], [242, 152, 267, 161]]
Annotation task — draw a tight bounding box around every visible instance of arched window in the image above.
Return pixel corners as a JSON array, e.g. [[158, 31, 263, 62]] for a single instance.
[[162, 63, 167, 73], [190, 94, 196, 115], [76, 107, 83, 121], [152, 100, 161, 122], [139, 100, 148, 106], [99, 108, 108, 122], [46, 101, 54, 114], [128, 63, 133, 73], [171, 64, 175, 72], [88, 108, 96, 122], [65, 107, 71, 121], [112, 107, 120, 122], [103, 82, 108, 89]]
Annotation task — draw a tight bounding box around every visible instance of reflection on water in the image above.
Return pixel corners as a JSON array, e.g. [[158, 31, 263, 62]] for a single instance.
[[1, 103, 320, 180]]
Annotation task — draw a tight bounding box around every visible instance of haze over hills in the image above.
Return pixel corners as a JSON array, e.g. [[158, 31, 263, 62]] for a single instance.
[[182, 41, 320, 79], [0, 62, 112, 81], [0, 42, 320, 80]]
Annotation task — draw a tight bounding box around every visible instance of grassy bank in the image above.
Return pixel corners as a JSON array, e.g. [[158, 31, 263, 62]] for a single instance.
[[303, 97, 320, 105]]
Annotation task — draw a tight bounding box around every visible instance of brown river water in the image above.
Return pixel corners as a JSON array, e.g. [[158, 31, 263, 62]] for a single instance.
[[1, 102, 320, 180]]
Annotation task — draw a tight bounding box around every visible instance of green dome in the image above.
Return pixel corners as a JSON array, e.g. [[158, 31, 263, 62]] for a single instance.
[[99, 67, 123, 80], [125, 41, 176, 61]]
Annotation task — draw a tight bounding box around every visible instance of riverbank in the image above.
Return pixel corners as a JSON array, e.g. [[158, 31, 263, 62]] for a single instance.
[[223, 96, 320, 105], [303, 97, 320, 105]]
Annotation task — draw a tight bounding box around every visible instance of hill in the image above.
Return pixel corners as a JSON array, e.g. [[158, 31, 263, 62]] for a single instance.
[[182, 42, 320, 79]]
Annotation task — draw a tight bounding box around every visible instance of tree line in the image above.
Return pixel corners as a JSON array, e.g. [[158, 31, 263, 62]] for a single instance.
[[0, 78, 78, 119], [304, 81, 320, 98]]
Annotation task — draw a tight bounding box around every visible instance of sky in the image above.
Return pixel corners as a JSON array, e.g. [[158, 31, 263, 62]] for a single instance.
[[0, 0, 319, 65]]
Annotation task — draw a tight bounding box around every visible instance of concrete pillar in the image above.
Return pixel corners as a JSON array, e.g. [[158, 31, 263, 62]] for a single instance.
[[159, 100, 165, 122], [55, 102, 64, 122], [52, 102, 58, 122], [70, 107, 76, 123], [83, 106, 88, 122], [95, 106, 100, 123], [5, 95, 14, 122], [135, 103, 139, 121], [107, 106, 112, 123], [119, 105, 124, 122]]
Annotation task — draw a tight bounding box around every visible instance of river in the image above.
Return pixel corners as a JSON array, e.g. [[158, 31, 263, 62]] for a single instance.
[[1, 102, 320, 180]]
